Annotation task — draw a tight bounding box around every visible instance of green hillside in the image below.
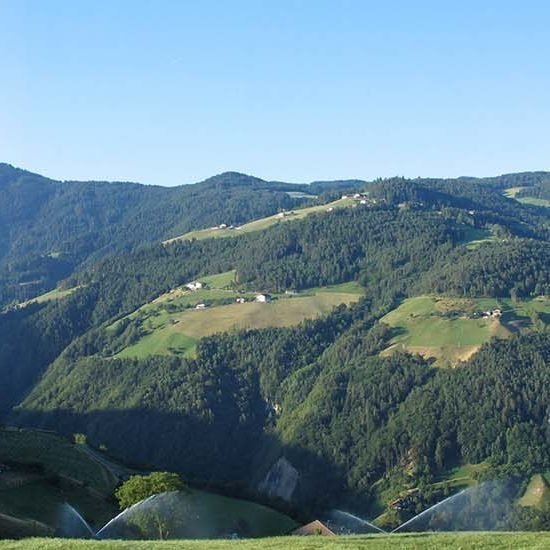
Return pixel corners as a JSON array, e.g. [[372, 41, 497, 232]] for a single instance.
[[0, 427, 131, 534], [110, 279, 364, 359], [0, 427, 129, 495], [2, 168, 549, 534], [505, 185, 550, 207], [0, 166, 325, 307], [519, 474, 550, 508], [380, 295, 550, 366], [163, 197, 356, 243], [0, 428, 297, 539]]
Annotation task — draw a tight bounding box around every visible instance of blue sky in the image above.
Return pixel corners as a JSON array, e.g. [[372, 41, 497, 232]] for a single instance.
[[1, 1, 549, 185]]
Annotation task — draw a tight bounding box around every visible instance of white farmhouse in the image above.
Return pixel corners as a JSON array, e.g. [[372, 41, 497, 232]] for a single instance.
[[185, 281, 204, 291]]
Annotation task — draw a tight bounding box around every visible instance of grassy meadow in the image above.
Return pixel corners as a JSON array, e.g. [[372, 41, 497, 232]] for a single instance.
[[163, 197, 355, 244], [380, 295, 550, 366], [1, 532, 549, 549], [111, 278, 365, 359], [0, 428, 128, 495], [11, 286, 80, 311], [460, 226, 499, 250]]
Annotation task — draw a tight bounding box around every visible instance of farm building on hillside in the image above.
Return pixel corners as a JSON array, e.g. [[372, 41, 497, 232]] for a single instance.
[[292, 520, 335, 537], [185, 281, 204, 291], [277, 211, 295, 218], [195, 303, 206, 310], [482, 308, 502, 319], [255, 294, 272, 303]]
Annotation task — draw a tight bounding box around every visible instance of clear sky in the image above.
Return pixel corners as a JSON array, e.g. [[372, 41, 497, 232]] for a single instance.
[[1, 1, 549, 185]]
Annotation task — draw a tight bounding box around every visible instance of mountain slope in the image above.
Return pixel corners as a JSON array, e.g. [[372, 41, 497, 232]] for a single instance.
[[0, 165, 332, 306], [1, 166, 549, 529]]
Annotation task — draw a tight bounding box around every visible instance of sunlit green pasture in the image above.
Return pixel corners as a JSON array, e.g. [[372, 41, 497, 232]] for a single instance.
[[163, 197, 355, 244]]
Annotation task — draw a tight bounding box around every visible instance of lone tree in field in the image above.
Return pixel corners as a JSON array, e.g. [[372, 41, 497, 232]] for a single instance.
[[115, 471, 186, 510]]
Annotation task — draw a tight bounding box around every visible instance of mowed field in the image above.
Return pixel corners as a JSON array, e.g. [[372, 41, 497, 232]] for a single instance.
[[163, 197, 355, 244], [380, 295, 550, 366], [113, 279, 365, 359], [1, 532, 549, 549]]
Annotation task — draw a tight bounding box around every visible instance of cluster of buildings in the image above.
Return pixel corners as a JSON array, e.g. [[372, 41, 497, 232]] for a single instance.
[[184, 280, 272, 310], [341, 192, 380, 206], [471, 308, 503, 319]]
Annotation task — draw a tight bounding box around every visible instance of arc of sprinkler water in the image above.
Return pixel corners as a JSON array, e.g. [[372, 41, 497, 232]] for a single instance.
[[95, 493, 159, 538], [63, 503, 95, 537], [332, 510, 387, 533], [391, 489, 467, 533]]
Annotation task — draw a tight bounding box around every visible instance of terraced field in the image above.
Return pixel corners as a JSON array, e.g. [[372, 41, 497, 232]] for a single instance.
[[163, 197, 355, 244], [380, 295, 550, 366]]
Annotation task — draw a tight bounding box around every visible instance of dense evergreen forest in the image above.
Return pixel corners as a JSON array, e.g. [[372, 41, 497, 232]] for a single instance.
[[0, 165, 549, 527]]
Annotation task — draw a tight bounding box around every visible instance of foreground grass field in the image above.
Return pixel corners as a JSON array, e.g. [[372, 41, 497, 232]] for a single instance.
[[163, 197, 355, 244], [1, 532, 549, 549], [380, 295, 550, 366], [112, 280, 365, 359]]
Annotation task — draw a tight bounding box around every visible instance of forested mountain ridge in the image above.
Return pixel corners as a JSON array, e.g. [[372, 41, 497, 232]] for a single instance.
[[0, 164, 351, 307], [2, 163, 549, 308], [0, 164, 549, 528]]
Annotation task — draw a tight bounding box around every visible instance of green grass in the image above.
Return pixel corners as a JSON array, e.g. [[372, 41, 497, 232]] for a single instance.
[[163, 198, 356, 244], [379, 295, 547, 366], [200, 271, 237, 289], [14, 286, 80, 309], [119, 489, 298, 539], [460, 226, 498, 250], [116, 331, 197, 359], [432, 463, 489, 491], [112, 282, 365, 359], [518, 474, 550, 508], [1, 533, 549, 549]]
